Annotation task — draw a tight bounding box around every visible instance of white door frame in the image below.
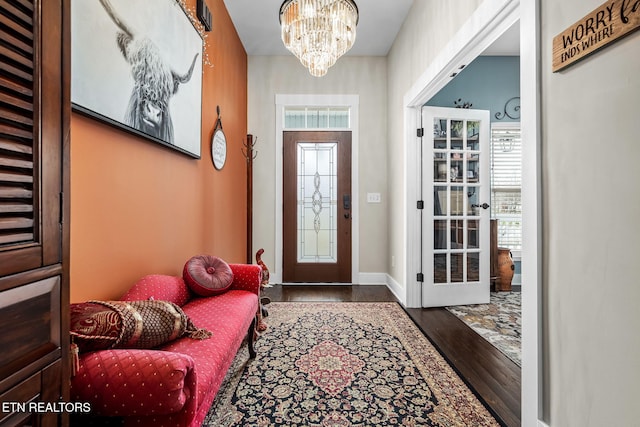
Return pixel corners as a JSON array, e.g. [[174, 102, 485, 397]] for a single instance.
[[402, 0, 543, 425], [273, 94, 360, 285]]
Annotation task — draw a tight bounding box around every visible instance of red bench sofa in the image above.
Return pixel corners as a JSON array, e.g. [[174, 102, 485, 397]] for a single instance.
[[70, 263, 261, 427]]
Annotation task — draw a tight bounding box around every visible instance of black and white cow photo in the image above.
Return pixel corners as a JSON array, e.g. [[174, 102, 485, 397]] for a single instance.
[[71, 0, 203, 157]]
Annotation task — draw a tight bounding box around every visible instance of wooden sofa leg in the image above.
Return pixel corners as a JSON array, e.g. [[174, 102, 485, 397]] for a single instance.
[[248, 316, 257, 359]]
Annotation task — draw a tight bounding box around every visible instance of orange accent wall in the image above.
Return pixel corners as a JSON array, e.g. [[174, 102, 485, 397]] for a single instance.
[[70, 0, 247, 302]]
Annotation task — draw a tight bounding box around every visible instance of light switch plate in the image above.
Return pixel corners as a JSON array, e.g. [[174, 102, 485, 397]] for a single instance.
[[367, 192, 381, 203]]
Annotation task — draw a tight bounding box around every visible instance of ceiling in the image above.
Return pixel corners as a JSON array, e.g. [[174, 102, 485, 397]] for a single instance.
[[222, 0, 520, 57]]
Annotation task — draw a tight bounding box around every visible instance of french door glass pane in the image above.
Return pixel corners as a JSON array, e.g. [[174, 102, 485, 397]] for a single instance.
[[434, 220, 447, 249], [451, 253, 464, 282], [468, 220, 479, 249], [468, 252, 480, 281], [434, 253, 447, 284], [297, 142, 338, 263], [451, 220, 464, 249]]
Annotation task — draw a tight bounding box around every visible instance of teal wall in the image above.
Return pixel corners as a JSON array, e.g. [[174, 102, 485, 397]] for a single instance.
[[426, 56, 520, 122]]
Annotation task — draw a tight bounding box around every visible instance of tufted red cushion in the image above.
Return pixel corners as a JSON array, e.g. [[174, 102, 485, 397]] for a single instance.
[[182, 255, 234, 296]]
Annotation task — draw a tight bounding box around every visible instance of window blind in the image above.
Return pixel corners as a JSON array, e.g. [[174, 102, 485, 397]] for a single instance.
[[491, 124, 522, 250]]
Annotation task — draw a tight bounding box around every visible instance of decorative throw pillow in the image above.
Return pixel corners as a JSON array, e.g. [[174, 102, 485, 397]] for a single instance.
[[70, 299, 212, 353], [183, 254, 234, 296]]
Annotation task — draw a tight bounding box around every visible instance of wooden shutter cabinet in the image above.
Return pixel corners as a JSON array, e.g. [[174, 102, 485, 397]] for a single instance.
[[0, 0, 70, 425]]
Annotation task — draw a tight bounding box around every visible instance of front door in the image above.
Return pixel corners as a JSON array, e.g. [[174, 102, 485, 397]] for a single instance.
[[283, 131, 352, 282], [422, 107, 491, 307]]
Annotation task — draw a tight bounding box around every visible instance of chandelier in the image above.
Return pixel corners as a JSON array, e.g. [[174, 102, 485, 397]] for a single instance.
[[279, 0, 359, 77]]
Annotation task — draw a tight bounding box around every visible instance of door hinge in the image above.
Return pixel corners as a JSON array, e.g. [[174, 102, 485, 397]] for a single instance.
[[417, 128, 424, 137], [417, 273, 424, 282], [417, 200, 424, 210]]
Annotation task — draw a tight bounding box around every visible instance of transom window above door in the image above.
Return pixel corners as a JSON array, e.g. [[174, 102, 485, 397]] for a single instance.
[[284, 107, 350, 129]]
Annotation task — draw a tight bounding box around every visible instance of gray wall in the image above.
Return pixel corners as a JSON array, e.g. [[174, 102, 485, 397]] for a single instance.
[[386, 0, 483, 289], [248, 56, 388, 277], [541, 0, 640, 424]]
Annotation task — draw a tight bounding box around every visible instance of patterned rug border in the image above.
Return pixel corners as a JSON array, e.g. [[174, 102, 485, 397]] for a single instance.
[[205, 301, 500, 426]]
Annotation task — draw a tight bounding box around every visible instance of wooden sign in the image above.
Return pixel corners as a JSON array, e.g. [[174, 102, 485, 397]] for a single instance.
[[552, 0, 640, 72]]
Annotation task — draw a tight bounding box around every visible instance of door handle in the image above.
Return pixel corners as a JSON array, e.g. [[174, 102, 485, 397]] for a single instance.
[[343, 194, 351, 219], [343, 194, 351, 210], [471, 203, 490, 209]]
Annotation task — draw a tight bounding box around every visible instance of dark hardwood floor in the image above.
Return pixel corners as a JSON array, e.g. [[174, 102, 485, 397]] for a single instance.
[[263, 284, 521, 427]]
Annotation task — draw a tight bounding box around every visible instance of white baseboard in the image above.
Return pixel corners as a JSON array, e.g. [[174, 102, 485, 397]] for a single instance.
[[538, 421, 550, 427], [384, 274, 404, 305], [357, 272, 388, 285], [353, 272, 405, 305]]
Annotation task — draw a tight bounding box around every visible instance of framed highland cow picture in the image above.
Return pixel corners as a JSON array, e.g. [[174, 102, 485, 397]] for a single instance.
[[72, 0, 203, 158]]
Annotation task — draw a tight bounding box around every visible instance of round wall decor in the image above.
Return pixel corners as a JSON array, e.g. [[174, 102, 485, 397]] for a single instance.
[[211, 105, 226, 170], [211, 128, 226, 170]]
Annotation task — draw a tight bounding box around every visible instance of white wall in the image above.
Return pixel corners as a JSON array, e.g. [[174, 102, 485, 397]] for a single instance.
[[248, 56, 388, 279], [541, 0, 640, 425]]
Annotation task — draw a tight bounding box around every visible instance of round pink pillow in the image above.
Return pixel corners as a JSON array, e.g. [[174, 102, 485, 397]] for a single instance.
[[183, 255, 234, 296]]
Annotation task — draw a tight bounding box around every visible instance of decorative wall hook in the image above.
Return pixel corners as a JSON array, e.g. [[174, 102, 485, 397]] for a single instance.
[[214, 105, 223, 131], [495, 97, 521, 120]]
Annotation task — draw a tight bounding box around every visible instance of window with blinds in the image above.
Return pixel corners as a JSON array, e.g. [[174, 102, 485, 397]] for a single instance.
[[490, 123, 522, 250], [0, 0, 37, 247]]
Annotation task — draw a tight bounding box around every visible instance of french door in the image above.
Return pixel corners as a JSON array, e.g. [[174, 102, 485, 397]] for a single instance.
[[422, 107, 491, 307], [283, 131, 352, 282]]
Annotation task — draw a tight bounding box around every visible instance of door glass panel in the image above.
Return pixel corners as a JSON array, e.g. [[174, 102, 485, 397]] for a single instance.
[[297, 142, 337, 263], [467, 120, 480, 144], [468, 220, 479, 249], [450, 153, 463, 182], [434, 154, 447, 182], [468, 252, 480, 281], [467, 186, 480, 215], [434, 253, 447, 284], [450, 186, 464, 216], [434, 220, 447, 249], [434, 185, 447, 216], [451, 220, 464, 249], [451, 120, 464, 148], [451, 253, 463, 282], [466, 155, 479, 182], [434, 118, 447, 145]]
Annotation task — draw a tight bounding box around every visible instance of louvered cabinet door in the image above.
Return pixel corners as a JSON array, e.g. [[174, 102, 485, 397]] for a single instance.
[[0, 0, 69, 425], [0, 0, 64, 277]]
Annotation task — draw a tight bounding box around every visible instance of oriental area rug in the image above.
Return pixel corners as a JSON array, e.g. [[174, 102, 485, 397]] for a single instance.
[[446, 292, 521, 366], [204, 302, 499, 426]]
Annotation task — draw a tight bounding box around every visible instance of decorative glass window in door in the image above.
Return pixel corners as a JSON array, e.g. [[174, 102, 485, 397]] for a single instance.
[[297, 142, 338, 263]]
